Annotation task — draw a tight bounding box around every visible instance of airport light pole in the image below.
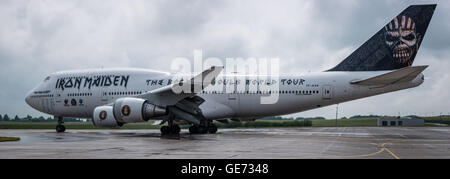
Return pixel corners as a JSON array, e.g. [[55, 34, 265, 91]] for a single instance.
[[335, 104, 339, 127]]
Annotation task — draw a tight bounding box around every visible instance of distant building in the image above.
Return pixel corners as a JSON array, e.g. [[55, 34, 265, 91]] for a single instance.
[[377, 116, 424, 127]]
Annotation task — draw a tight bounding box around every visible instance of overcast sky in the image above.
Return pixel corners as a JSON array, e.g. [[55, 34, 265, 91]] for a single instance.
[[0, 0, 448, 119]]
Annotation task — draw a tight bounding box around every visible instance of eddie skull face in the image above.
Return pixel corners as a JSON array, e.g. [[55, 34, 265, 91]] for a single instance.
[[385, 15, 421, 66]]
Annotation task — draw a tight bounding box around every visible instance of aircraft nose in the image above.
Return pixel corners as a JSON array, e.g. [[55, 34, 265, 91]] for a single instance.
[[25, 93, 31, 105], [25, 91, 34, 108]]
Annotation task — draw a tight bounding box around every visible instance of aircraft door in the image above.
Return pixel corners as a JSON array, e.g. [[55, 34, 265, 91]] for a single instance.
[[53, 90, 65, 116], [322, 85, 332, 99], [101, 88, 109, 105], [226, 78, 240, 115], [227, 92, 239, 104]]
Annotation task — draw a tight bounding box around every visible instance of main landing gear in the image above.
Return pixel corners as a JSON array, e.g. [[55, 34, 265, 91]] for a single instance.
[[56, 117, 66, 133], [160, 119, 181, 136], [189, 123, 217, 134], [160, 120, 218, 135], [160, 125, 181, 135]]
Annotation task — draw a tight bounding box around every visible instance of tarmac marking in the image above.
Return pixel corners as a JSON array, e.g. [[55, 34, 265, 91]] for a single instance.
[[289, 143, 386, 159], [289, 142, 403, 159], [336, 143, 386, 158], [382, 143, 400, 159]]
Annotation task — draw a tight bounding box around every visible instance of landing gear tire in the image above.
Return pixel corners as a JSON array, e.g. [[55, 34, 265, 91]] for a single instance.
[[56, 116, 65, 133], [161, 126, 170, 135], [161, 125, 180, 136], [171, 125, 181, 134], [56, 125, 66, 133], [189, 125, 212, 134], [198, 126, 208, 134], [208, 124, 218, 134], [189, 125, 198, 134]]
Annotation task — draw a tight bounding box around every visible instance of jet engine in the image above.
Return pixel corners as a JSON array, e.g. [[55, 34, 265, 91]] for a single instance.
[[92, 106, 121, 128], [92, 97, 167, 128], [113, 97, 167, 123]]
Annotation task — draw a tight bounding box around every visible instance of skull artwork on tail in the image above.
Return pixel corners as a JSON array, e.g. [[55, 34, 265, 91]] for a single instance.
[[384, 15, 422, 66]]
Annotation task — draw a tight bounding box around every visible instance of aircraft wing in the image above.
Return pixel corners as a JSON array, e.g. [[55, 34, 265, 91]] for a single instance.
[[137, 66, 223, 106], [350, 65, 428, 86]]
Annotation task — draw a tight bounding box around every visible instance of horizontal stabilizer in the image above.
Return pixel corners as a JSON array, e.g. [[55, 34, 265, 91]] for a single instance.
[[350, 65, 428, 85]]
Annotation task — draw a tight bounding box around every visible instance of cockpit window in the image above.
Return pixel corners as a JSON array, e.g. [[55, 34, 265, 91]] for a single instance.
[[44, 76, 50, 82]]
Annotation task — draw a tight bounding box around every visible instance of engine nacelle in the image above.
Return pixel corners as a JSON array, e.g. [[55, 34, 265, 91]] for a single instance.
[[92, 106, 121, 128], [92, 97, 167, 127], [113, 97, 167, 123]]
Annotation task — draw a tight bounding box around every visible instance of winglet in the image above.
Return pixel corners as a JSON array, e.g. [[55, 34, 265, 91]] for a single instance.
[[173, 66, 224, 93], [191, 66, 224, 87]]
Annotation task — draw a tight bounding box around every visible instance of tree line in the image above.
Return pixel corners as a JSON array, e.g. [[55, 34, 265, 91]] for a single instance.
[[0, 114, 404, 123], [0, 114, 85, 122]]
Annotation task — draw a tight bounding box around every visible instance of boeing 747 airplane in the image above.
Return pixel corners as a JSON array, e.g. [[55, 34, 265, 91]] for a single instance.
[[25, 5, 436, 135]]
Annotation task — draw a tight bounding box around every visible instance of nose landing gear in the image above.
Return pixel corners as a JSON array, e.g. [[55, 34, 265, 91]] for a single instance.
[[56, 117, 65, 133]]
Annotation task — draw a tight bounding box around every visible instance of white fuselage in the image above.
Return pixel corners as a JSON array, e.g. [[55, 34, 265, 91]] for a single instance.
[[25, 68, 424, 121]]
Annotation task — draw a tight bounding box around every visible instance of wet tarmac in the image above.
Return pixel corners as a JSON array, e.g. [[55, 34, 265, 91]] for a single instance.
[[1, 127, 449, 159]]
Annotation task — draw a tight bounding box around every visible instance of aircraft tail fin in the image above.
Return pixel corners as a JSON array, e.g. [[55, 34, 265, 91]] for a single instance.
[[328, 4, 436, 71], [350, 65, 427, 85]]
